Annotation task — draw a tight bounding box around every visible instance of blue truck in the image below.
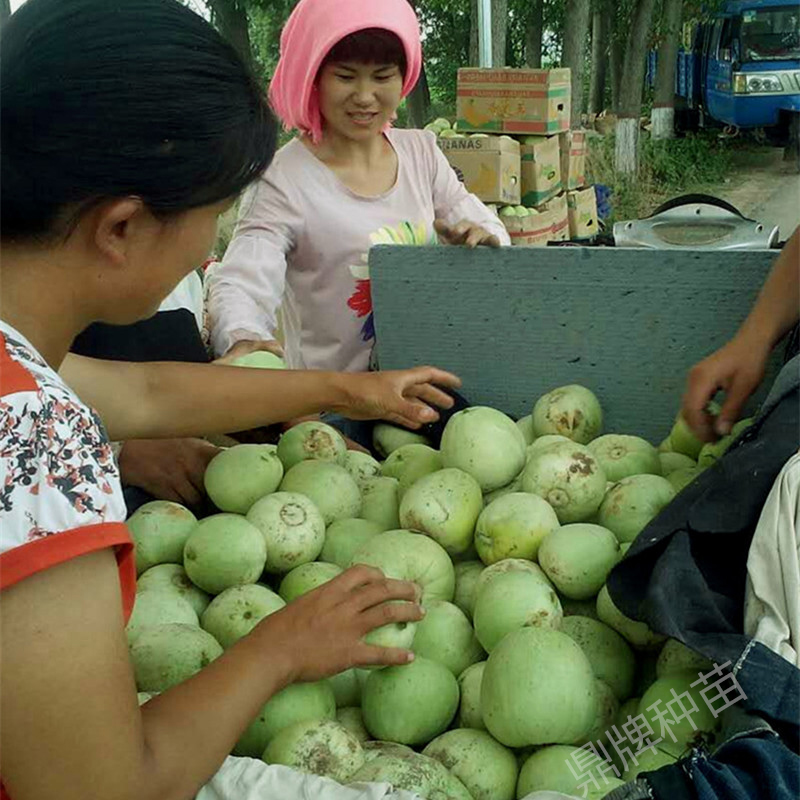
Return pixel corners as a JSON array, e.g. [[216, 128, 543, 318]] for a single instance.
[[650, 1, 800, 158]]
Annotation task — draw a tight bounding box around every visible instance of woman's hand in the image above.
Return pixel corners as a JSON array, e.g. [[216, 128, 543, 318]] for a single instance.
[[435, 219, 502, 249], [118, 438, 221, 508], [332, 366, 461, 429], [256, 566, 424, 682], [681, 333, 772, 441], [216, 338, 285, 364]]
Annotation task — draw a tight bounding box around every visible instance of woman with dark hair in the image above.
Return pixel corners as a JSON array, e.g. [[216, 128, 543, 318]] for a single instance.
[[207, 0, 509, 402], [0, 1, 459, 797]]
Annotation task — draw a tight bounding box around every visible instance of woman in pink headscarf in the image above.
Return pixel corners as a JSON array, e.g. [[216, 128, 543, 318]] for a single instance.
[[207, 0, 509, 399]]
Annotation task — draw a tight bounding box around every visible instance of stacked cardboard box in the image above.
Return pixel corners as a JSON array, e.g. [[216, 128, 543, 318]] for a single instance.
[[456, 68, 571, 135], [520, 135, 562, 206], [559, 130, 588, 191], [567, 187, 599, 239], [499, 194, 569, 248], [437, 135, 521, 205]]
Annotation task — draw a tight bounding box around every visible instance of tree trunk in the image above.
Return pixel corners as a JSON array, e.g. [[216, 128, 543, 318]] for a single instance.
[[0, 0, 11, 27], [492, 0, 508, 67], [470, 0, 480, 66], [562, 0, 592, 128], [526, 0, 545, 68], [407, 63, 432, 127], [609, 37, 624, 113], [652, 0, 683, 140], [614, 0, 657, 173], [206, 0, 253, 67], [406, 0, 431, 127], [589, 4, 610, 114]]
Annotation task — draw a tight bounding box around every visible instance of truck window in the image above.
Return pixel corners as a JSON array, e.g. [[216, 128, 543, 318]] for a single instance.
[[740, 6, 800, 61], [718, 17, 736, 61]]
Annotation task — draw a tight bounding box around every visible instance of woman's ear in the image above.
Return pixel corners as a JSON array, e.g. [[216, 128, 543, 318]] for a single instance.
[[92, 197, 147, 266]]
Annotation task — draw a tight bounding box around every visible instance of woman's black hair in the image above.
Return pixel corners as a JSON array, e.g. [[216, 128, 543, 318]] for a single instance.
[[0, 0, 276, 243], [321, 28, 408, 77]]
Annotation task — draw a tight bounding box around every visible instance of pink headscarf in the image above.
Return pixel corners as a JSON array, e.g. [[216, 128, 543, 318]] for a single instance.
[[269, 0, 422, 144]]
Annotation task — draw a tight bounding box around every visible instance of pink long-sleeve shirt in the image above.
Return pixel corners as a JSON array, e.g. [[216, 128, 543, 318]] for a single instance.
[[207, 128, 510, 373]]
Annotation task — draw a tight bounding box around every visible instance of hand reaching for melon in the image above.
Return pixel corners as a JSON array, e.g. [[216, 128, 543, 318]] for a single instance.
[[332, 366, 461, 429], [434, 218, 501, 249], [215, 337, 285, 365], [257, 565, 424, 680]]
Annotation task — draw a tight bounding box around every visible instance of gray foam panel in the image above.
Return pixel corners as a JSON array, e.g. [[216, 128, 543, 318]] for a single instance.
[[370, 245, 781, 443]]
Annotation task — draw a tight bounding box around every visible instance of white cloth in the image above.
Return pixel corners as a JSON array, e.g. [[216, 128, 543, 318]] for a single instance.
[[195, 758, 582, 800], [158, 269, 205, 331], [744, 451, 800, 668]]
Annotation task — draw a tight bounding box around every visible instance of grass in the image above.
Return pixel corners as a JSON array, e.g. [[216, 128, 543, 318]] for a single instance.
[[587, 130, 736, 223]]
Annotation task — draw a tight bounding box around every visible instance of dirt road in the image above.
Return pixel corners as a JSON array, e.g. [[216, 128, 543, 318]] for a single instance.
[[713, 148, 800, 241]]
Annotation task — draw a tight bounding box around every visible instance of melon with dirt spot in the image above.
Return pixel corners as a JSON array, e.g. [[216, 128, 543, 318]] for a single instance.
[[136, 563, 211, 617], [321, 518, 384, 568], [659, 451, 696, 476], [360, 476, 401, 530], [638, 670, 718, 757], [656, 638, 713, 678], [440, 407, 528, 492], [453, 560, 484, 620], [412, 600, 485, 676], [597, 475, 676, 543], [457, 661, 487, 730], [516, 744, 625, 799], [399, 468, 483, 556], [481, 628, 597, 747], [277, 421, 347, 471], [126, 588, 199, 644], [382, 444, 443, 497], [521, 441, 607, 523], [342, 450, 383, 490], [350, 530, 455, 604], [130, 623, 223, 693], [588, 434, 662, 482], [200, 584, 285, 648], [278, 561, 343, 603], [423, 728, 518, 800], [204, 444, 284, 515], [246, 491, 326, 573], [373, 424, 431, 457], [559, 615, 636, 701], [349, 753, 473, 800], [128, 500, 198, 576], [361, 657, 460, 746], [233, 680, 336, 757], [183, 514, 266, 595], [531, 384, 603, 444], [473, 568, 562, 652], [596, 584, 666, 650], [537, 523, 621, 599], [475, 492, 560, 565], [328, 669, 362, 708], [262, 718, 365, 782], [280, 461, 362, 525], [336, 707, 370, 743]]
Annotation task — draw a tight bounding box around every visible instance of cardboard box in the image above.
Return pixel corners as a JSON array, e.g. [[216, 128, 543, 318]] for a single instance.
[[559, 130, 588, 191], [567, 187, 599, 239], [520, 135, 562, 206], [456, 68, 571, 135], [501, 210, 553, 247], [437, 135, 521, 205], [542, 193, 569, 242], [500, 192, 569, 247]]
